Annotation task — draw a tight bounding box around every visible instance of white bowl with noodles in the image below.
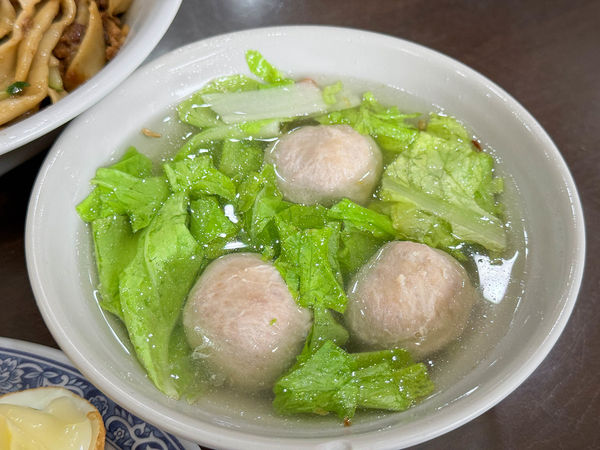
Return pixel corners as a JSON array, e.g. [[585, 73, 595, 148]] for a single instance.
[[0, 0, 181, 176], [26, 26, 585, 449]]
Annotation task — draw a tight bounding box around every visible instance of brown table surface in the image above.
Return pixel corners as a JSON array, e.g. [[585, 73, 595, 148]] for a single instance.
[[1, 0, 599, 448]]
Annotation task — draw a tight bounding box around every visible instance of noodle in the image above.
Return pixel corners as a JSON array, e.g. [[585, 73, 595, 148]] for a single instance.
[[0, 0, 17, 39], [0, 0, 131, 126]]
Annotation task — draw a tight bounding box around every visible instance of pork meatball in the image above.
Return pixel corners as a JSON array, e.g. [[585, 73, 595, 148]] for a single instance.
[[183, 253, 311, 391], [265, 125, 382, 206], [345, 241, 476, 358]]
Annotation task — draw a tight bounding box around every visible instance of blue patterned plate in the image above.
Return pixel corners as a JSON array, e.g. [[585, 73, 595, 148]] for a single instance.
[[0, 337, 200, 450]]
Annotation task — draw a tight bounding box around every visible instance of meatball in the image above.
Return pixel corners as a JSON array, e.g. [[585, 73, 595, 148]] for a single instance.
[[345, 241, 476, 358], [183, 253, 311, 391], [265, 125, 382, 206]]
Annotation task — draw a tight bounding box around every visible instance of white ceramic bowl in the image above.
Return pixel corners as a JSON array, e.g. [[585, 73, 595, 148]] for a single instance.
[[26, 27, 585, 449], [0, 0, 182, 175]]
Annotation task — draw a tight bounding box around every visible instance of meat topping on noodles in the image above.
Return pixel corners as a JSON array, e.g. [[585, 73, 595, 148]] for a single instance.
[[53, 22, 87, 71], [102, 12, 128, 60]]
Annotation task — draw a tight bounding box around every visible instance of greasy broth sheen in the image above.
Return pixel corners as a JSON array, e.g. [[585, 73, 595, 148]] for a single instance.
[[80, 77, 528, 426]]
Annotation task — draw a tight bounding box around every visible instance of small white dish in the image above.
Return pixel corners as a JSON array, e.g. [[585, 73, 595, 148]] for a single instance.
[[0, 0, 182, 175], [25, 26, 585, 449], [0, 337, 199, 450]]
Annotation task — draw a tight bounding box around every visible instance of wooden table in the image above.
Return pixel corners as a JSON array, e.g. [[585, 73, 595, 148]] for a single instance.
[[1, 0, 598, 448]]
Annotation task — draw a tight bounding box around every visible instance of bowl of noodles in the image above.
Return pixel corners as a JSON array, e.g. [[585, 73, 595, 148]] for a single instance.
[[0, 0, 181, 175]]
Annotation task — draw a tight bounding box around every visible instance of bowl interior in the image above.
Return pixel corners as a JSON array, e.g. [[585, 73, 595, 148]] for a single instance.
[[0, 0, 182, 175], [26, 27, 585, 449]]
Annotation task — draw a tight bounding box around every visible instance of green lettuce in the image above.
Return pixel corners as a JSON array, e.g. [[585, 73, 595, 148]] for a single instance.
[[337, 223, 385, 278], [371, 199, 460, 254], [328, 199, 395, 239], [298, 307, 349, 362], [76, 148, 169, 232], [109, 146, 153, 177], [273, 341, 434, 419], [327, 199, 395, 278], [274, 341, 355, 418], [164, 156, 236, 202], [175, 50, 290, 158], [177, 74, 263, 129], [275, 220, 346, 313], [236, 164, 289, 258], [174, 120, 280, 161], [91, 170, 169, 232], [322, 81, 343, 105], [277, 204, 328, 230], [245, 50, 294, 86], [317, 92, 419, 153], [189, 196, 238, 259], [218, 140, 264, 182], [381, 115, 506, 253], [90, 215, 139, 319], [119, 193, 203, 398]]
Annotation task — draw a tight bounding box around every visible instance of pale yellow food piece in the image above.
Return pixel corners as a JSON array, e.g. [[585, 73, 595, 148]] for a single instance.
[[0, 0, 16, 39], [0, 386, 105, 450]]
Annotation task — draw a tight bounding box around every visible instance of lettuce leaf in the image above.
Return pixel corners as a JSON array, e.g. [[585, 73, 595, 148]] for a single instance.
[[119, 193, 203, 398], [425, 113, 470, 141], [275, 221, 346, 313], [273, 341, 434, 419], [109, 146, 153, 177], [174, 120, 281, 161], [353, 363, 434, 412], [164, 156, 236, 202], [371, 199, 461, 255], [297, 307, 349, 363], [201, 82, 327, 124], [177, 74, 263, 129], [276, 204, 329, 230], [76, 148, 168, 232], [328, 199, 395, 239], [218, 140, 264, 183], [236, 164, 289, 258], [189, 196, 238, 259], [322, 81, 343, 105], [326, 199, 395, 278], [91, 215, 139, 319], [273, 341, 355, 418], [77, 173, 168, 233], [317, 92, 419, 153], [245, 50, 294, 86], [381, 115, 506, 253], [337, 223, 385, 279], [90, 170, 170, 232]]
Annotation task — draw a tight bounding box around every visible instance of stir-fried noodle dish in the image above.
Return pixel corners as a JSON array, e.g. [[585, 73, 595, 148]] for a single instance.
[[0, 0, 131, 126]]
